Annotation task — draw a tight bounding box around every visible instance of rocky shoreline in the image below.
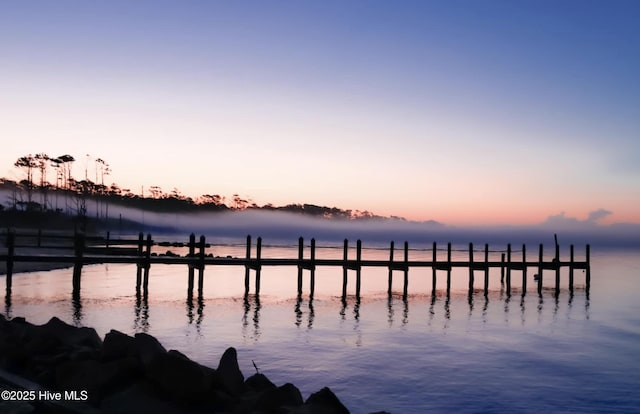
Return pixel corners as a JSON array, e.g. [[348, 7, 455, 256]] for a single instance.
[[0, 315, 388, 414]]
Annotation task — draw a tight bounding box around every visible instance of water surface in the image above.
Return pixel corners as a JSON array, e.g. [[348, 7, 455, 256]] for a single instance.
[[2, 243, 639, 413]]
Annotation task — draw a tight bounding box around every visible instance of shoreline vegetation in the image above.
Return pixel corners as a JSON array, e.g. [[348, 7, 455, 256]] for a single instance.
[[0, 315, 380, 414], [2, 152, 416, 224]]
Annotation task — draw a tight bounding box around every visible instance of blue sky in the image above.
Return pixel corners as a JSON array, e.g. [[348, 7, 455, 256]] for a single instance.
[[1, 1, 639, 225]]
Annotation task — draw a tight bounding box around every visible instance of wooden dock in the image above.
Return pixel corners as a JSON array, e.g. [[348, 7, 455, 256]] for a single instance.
[[1, 231, 590, 300]]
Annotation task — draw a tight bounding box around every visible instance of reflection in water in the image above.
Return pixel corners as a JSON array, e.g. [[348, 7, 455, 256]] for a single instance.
[[294, 295, 315, 329], [482, 297, 489, 324], [186, 295, 205, 335], [4, 291, 12, 319], [134, 293, 150, 333], [444, 296, 451, 322], [243, 294, 261, 341], [72, 293, 82, 327], [503, 296, 510, 324], [386, 296, 409, 326]]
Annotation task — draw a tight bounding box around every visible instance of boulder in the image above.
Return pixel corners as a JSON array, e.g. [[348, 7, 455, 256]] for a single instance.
[[55, 357, 142, 403], [100, 381, 195, 414], [134, 332, 167, 367], [39, 317, 102, 351], [144, 349, 213, 403], [304, 387, 350, 414], [102, 330, 138, 361], [244, 373, 276, 393], [216, 347, 245, 396]]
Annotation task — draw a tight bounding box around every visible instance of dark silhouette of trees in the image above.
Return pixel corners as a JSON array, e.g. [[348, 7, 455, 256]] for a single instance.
[[2, 151, 394, 222]]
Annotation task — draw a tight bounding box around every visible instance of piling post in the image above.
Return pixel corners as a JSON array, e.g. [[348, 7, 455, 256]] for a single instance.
[[537, 244, 543, 295], [244, 235, 251, 296], [585, 244, 591, 293], [569, 244, 574, 293], [342, 239, 348, 299], [188, 233, 195, 296], [197, 235, 205, 297], [136, 232, 143, 293], [446, 242, 451, 294], [297, 237, 304, 296], [468, 243, 475, 295], [106, 231, 110, 250], [484, 244, 489, 296], [255, 237, 262, 295], [403, 241, 409, 300], [72, 232, 85, 296], [310, 238, 316, 298], [506, 244, 512, 296], [6, 231, 15, 293], [142, 234, 151, 293], [388, 241, 394, 295], [356, 239, 362, 299], [432, 242, 437, 294], [555, 238, 560, 296], [500, 253, 505, 283], [522, 244, 527, 294]]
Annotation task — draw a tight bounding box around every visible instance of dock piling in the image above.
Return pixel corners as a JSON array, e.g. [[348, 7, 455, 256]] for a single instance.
[[6, 231, 15, 293], [244, 235, 251, 296], [188, 233, 195, 296], [310, 238, 316, 298], [72, 232, 85, 297], [388, 241, 394, 295], [135, 232, 144, 293], [356, 240, 362, 299], [446, 242, 451, 294], [569, 244, 574, 293], [142, 234, 151, 293], [403, 241, 409, 300], [197, 235, 205, 297], [506, 244, 512, 296], [586, 244, 591, 294], [537, 244, 543, 295], [297, 237, 304, 296], [468, 243, 474, 294], [432, 242, 437, 295], [522, 244, 527, 294], [484, 244, 489, 296], [342, 239, 348, 299], [255, 237, 262, 295], [555, 237, 560, 296]]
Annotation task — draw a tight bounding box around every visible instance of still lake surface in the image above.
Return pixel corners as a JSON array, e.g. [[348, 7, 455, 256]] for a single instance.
[[2, 240, 639, 413]]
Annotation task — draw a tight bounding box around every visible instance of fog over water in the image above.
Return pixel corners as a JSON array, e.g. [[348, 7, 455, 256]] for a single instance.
[[112, 206, 639, 249], [2, 189, 638, 247]]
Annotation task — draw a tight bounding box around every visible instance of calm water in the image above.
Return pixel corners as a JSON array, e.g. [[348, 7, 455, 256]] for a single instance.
[[2, 241, 639, 414]]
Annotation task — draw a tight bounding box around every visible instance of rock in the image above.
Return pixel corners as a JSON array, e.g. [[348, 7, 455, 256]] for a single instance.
[[39, 317, 102, 351], [100, 381, 194, 414], [216, 347, 244, 396], [304, 387, 350, 414], [144, 349, 214, 403], [245, 373, 276, 393], [55, 357, 142, 403], [259, 382, 304, 412], [102, 330, 138, 361], [134, 332, 167, 367]]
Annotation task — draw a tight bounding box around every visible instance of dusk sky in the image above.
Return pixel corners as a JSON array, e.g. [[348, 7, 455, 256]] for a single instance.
[[1, 1, 639, 226]]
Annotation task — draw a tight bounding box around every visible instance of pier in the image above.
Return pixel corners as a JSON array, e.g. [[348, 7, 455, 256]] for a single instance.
[[1, 231, 590, 300]]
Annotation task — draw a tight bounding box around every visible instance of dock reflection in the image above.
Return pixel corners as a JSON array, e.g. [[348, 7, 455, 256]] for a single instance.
[[294, 295, 315, 329], [0, 286, 590, 334], [242, 294, 261, 341], [134, 292, 150, 333]]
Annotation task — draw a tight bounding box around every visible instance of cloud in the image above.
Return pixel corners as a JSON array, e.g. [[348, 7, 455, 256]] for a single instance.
[[586, 208, 612, 223]]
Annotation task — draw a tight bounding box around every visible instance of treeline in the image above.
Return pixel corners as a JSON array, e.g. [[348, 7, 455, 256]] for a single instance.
[[2, 153, 397, 221]]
